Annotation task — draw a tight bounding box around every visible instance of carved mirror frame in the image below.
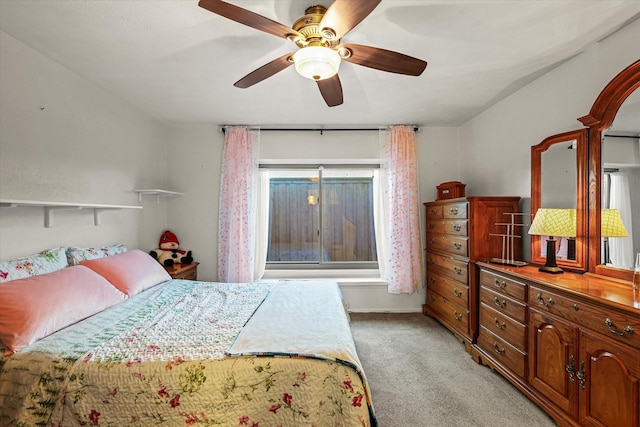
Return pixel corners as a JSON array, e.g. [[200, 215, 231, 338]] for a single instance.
[[578, 59, 640, 281], [531, 129, 588, 271]]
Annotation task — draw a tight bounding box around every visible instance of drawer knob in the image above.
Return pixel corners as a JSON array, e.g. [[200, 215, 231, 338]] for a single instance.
[[453, 311, 463, 321], [536, 293, 554, 307], [428, 223, 435, 229], [449, 207, 459, 215], [431, 209, 438, 215], [453, 288, 462, 298], [604, 318, 634, 336], [429, 238, 435, 244], [453, 224, 462, 231], [494, 318, 506, 330], [493, 342, 506, 355], [429, 276, 436, 283], [453, 267, 462, 275], [453, 242, 462, 250], [494, 279, 506, 289], [493, 297, 506, 308]]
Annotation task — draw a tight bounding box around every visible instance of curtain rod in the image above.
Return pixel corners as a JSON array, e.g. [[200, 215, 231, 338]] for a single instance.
[[604, 133, 640, 139], [219, 126, 420, 134]]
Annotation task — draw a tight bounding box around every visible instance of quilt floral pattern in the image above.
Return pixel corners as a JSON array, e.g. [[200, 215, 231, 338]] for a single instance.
[[0, 280, 375, 427]]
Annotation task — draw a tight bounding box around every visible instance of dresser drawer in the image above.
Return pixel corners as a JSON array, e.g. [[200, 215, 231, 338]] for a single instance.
[[426, 205, 443, 219], [427, 270, 468, 308], [426, 253, 468, 284], [173, 268, 197, 281], [443, 202, 468, 219], [164, 263, 198, 281], [426, 219, 468, 236], [480, 287, 526, 323], [426, 233, 468, 257], [530, 286, 640, 350], [478, 326, 527, 379], [426, 290, 469, 336], [480, 303, 527, 351], [479, 269, 526, 302]]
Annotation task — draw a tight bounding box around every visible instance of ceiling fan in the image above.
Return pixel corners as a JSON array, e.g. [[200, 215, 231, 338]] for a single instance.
[[198, 0, 428, 107]]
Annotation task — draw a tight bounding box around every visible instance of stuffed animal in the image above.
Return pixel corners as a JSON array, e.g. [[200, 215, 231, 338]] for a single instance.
[[149, 230, 193, 267]]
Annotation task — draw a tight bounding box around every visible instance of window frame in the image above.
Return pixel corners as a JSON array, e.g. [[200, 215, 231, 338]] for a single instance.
[[260, 162, 380, 271]]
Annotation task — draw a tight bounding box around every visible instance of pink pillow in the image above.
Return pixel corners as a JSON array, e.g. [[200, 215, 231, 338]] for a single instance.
[[80, 249, 171, 296], [0, 265, 127, 354]]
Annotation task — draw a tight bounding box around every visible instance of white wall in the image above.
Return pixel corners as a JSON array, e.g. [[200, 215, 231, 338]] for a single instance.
[[165, 124, 224, 282], [461, 19, 640, 198], [0, 31, 169, 259]]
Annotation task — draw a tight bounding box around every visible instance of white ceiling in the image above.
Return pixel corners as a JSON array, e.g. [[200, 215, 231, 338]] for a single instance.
[[2, 0, 640, 127]]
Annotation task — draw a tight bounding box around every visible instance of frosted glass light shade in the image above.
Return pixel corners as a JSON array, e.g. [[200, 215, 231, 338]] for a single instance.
[[529, 208, 576, 237], [294, 46, 341, 81], [601, 209, 628, 237]]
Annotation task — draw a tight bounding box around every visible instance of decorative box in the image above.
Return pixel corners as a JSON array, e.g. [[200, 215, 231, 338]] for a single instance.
[[436, 181, 466, 200]]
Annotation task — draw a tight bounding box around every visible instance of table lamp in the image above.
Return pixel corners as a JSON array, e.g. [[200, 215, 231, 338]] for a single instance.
[[601, 208, 628, 264], [529, 208, 576, 274]]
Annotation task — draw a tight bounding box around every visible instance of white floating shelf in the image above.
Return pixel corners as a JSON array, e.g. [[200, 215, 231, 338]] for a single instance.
[[0, 198, 142, 227], [133, 189, 184, 203]]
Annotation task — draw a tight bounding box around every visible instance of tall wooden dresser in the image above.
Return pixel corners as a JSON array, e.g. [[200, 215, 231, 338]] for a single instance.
[[423, 196, 521, 352]]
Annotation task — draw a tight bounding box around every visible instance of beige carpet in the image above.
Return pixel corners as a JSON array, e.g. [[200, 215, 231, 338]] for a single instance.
[[349, 313, 558, 427]]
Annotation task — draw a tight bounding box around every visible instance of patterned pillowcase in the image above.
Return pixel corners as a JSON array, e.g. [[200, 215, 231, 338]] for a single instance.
[[66, 244, 128, 266], [0, 247, 68, 283]]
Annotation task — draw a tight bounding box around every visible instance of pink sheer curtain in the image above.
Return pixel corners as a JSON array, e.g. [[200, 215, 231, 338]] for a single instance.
[[379, 125, 424, 294], [217, 126, 259, 282]]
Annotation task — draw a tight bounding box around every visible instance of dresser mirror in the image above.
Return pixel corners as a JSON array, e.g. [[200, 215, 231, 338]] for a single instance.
[[601, 91, 640, 271], [531, 129, 588, 271], [578, 59, 640, 281]]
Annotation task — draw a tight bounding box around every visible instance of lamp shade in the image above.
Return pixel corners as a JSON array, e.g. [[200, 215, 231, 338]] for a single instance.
[[601, 209, 628, 237], [293, 46, 341, 81], [529, 208, 576, 237]]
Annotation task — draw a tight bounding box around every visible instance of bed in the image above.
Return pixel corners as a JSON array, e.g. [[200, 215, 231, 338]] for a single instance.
[[0, 249, 376, 426]]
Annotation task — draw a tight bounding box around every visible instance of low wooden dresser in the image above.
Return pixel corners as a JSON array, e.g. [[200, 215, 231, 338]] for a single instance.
[[164, 262, 199, 280], [423, 196, 521, 352], [473, 262, 640, 427]]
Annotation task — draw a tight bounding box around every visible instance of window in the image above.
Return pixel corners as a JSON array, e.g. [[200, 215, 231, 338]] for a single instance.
[[264, 166, 378, 269]]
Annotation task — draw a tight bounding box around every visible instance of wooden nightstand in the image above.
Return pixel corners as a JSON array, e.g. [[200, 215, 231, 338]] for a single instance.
[[164, 262, 199, 280]]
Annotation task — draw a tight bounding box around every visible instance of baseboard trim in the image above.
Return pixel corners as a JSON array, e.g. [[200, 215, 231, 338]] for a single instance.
[[348, 308, 423, 313], [337, 281, 387, 288]]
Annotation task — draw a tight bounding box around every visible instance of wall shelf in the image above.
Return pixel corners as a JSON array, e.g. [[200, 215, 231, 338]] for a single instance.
[[0, 198, 142, 227], [132, 189, 183, 203]]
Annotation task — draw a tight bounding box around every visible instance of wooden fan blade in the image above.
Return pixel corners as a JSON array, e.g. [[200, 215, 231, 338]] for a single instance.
[[316, 75, 343, 107], [320, 0, 381, 40], [234, 53, 294, 89], [339, 43, 427, 76], [199, 0, 302, 40]]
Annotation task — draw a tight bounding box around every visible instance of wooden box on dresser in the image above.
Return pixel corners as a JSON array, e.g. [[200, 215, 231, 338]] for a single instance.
[[423, 196, 521, 352], [473, 262, 640, 427]]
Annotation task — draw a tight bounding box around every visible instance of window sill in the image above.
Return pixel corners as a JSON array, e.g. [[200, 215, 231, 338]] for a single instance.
[[263, 269, 386, 286]]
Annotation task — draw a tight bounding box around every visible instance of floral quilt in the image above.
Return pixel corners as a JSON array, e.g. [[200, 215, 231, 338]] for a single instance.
[[0, 279, 375, 427]]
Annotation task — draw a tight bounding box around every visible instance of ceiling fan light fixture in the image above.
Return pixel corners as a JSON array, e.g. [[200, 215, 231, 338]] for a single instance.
[[293, 46, 341, 81]]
